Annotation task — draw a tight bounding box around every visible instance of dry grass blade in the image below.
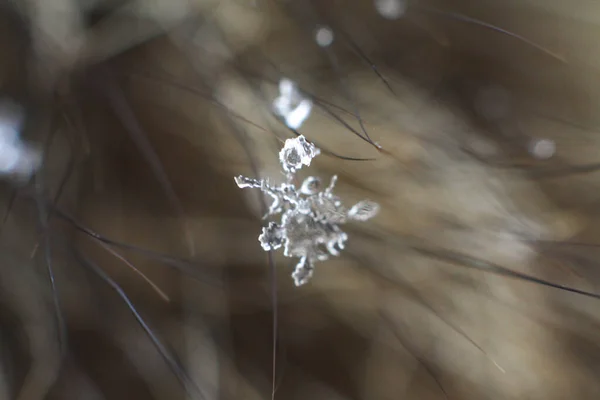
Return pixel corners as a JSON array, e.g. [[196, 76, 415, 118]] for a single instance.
[[92, 238, 171, 302], [73, 247, 207, 400]]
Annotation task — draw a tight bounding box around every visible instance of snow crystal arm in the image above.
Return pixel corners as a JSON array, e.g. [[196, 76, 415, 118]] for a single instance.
[[234, 135, 380, 286]]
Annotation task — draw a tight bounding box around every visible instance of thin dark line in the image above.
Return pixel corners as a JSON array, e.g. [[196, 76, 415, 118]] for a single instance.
[[412, 245, 600, 301], [50, 205, 219, 285], [95, 68, 196, 257], [414, 6, 565, 62], [380, 311, 449, 400], [337, 29, 396, 96], [73, 248, 206, 400], [269, 250, 278, 400]]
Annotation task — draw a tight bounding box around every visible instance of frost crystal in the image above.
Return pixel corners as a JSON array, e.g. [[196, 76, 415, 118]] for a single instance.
[[279, 134, 320, 173], [348, 200, 380, 221], [272, 79, 313, 130], [234, 135, 379, 286]]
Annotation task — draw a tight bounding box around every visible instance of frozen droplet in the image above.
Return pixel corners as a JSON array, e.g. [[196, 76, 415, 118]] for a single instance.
[[348, 200, 380, 221], [315, 26, 334, 47], [300, 176, 321, 195], [375, 0, 406, 19], [529, 138, 555, 160], [279, 135, 320, 173]]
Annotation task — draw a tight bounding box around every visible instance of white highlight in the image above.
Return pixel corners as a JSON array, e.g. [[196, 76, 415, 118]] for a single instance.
[[529, 138, 555, 160], [375, 0, 406, 20], [284, 99, 313, 130], [315, 26, 334, 47], [348, 200, 380, 221], [0, 105, 41, 179], [273, 78, 313, 130]]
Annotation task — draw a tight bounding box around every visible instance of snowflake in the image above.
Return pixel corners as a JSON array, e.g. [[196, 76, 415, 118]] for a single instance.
[[234, 135, 379, 286]]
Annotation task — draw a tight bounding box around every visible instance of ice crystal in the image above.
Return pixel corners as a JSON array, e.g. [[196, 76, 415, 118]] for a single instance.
[[272, 79, 313, 130], [279, 134, 320, 173], [234, 135, 380, 286]]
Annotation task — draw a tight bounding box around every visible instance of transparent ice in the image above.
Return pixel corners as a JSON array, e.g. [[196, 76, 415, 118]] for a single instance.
[[234, 135, 380, 286]]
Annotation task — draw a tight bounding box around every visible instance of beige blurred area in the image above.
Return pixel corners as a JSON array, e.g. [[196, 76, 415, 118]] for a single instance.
[[2, 0, 600, 399]]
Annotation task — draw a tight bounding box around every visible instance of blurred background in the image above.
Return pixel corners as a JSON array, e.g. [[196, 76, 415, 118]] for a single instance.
[[2, 0, 600, 399]]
